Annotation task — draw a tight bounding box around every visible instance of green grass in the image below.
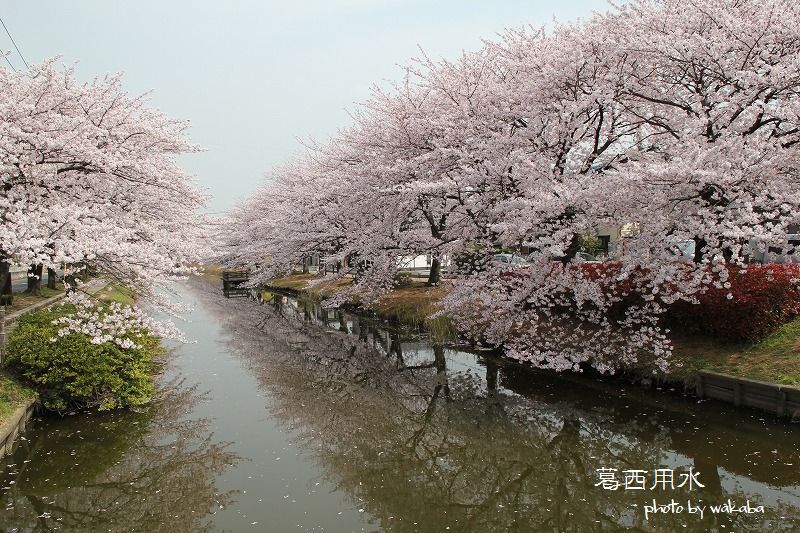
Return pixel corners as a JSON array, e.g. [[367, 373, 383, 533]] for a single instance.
[[98, 283, 135, 306], [0, 370, 36, 426], [670, 317, 800, 386]]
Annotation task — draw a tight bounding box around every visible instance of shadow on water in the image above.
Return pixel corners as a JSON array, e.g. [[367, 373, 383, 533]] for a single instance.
[[0, 377, 239, 532], [204, 284, 800, 532]]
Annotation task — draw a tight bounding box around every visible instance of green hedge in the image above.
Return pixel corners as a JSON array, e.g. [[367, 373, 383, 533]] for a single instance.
[[6, 306, 160, 412]]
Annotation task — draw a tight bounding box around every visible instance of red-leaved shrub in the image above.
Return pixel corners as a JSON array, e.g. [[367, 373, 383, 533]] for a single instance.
[[499, 262, 799, 342], [667, 264, 800, 342]]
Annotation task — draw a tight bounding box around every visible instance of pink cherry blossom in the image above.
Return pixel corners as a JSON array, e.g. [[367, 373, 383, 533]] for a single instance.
[[1, 60, 210, 342], [223, 0, 800, 373]]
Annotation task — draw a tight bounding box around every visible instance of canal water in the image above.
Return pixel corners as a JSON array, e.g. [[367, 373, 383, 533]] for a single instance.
[[1, 280, 799, 531]]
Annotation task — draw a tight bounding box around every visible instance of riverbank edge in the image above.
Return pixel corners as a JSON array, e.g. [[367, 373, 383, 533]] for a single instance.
[[0, 397, 36, 460], [262, 280, 800, 421]]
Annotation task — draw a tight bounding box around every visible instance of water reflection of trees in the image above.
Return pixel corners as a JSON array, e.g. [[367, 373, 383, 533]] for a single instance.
[[0, 378, 239, 532], [200, 282, 800, 532]]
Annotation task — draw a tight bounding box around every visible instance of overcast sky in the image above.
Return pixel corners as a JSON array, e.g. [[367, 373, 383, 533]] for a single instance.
[[3, 0, 609, 212]]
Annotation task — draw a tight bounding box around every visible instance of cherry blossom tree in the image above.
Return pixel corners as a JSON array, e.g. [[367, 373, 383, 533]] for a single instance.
[[1, 60, 208, 339], [445, 0, 800, 373], [224, 0, 800, 374], [227, 49, 510, 295]]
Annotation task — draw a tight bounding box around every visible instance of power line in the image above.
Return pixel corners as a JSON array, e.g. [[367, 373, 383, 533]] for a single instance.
[[0, 15, 28, 69], [1, 51, 15, 72]]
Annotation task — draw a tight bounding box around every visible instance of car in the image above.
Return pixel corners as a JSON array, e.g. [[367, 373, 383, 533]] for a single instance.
[[492, 253, 528, 265], [665, 238, 695, 262], [575, 252, 598, 262], [525, 251, 600, 263]]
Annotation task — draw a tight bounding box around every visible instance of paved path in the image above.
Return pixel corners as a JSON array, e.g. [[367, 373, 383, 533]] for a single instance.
[[4, 278, 109, 325]]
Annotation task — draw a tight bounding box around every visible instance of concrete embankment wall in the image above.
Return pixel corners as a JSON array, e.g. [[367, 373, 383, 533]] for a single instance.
[[9, 265, 27, 281], [696, 371, 800, 420], [0, 399, 36, 460]]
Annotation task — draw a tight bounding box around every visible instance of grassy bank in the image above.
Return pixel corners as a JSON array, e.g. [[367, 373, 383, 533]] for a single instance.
[[268, 272, 352, 298], [265, 272, 800, 387], [97, 282, 135, 306], [369, 282, 456, 339], [199, 263, 223, 285], [4, 273, 116, 315], [671, 318, 800, 386], [0, 371, 36, 427]]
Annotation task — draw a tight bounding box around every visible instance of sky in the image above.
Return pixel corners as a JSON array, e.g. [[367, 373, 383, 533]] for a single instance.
[[3, 0, 609, 212]]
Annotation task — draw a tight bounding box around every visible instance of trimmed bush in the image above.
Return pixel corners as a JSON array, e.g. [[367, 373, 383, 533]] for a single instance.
[[6, 306, 160, 412], [572, 262, 800, 341]]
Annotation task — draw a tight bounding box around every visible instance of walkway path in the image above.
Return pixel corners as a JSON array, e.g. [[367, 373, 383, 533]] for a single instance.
[[3, 277, 108, 326]]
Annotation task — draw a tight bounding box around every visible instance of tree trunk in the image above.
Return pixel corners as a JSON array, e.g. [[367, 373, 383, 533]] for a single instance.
[[25, 263, 43, 296], [0, 257, 12, 306], [485, 359, 499, 397], [560, 233, 582, 265], [47, 268, 57, 289], [64, 274, 76, 294], [693, 237, 707, 264], [389, 332, 404, 365], [722, 247, 733, 263], [427, 256, 442, 286], [302, 256, 309, 274]]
